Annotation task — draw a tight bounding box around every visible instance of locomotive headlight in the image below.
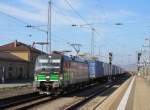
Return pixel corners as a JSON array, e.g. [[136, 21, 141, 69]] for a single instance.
[[60, 76, 63, 80], [46, 76, 50, 79], [34, 76, 37, 80]]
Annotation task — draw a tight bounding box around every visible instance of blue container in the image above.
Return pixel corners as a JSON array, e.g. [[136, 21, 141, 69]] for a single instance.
[[88, 60, 104, 79]]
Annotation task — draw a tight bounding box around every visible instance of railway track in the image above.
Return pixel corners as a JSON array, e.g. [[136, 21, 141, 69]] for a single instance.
[[63, 77, 128, 110], [0, 92, 50, 110], [0, 77, 129, 110], [13, 83, 99, 110], [28, 77, 129, 110], [0, 82, 99, 110]]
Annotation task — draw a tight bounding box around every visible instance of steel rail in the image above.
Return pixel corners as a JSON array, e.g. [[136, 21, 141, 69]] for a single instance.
[[63, 78, 128, 110]]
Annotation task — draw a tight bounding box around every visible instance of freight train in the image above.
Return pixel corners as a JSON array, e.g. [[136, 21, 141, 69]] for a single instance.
[[34, 52, 125, 95]]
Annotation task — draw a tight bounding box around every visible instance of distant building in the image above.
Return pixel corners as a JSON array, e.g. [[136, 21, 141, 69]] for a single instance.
[[0, 40, 46, 82]]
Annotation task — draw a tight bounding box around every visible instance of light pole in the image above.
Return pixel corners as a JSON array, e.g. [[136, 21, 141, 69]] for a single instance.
[[48, 0, 52, 54], [145, 38, 150, 63], [71, 22, 123, 56], [25, 0, 52, 54], [25, 24, 48, 52], [91, 28, 95, 56], [142, 38, 150, 78]]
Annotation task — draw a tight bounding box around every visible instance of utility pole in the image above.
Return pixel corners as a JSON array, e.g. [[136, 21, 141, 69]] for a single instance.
[[142, 49, 148, 77], [72, 24, 95, 56], [142, 37, 150, 78], [148, 38, 150, 63], [25, 1, 52, 54], [145, 37, 150, 80], [48, 0, 52, 54], [25, 25, 48, 52], [143, 38, 150, 63], [91, 28, 95, 56], [99, 46, 101, 59]]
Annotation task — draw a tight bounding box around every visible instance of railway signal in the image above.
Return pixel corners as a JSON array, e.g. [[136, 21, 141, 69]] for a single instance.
[[109, 52, 113, 65], [108, 52, 113, 80], [137, 52, 142, 63]]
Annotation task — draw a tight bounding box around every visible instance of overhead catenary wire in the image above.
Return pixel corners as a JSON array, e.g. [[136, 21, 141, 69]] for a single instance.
[[64, 0, 94, 30], [52, 2, 75, 25], [0, 10, 28, 25], [51, 34, 90, 52], [64, 0, 88, 24], [0, 10, 45, 37], [63, 0, 103, 56], [63, 0, 101, 37], [52, 2, 88, 44], [50, 2, 87, 52], [0, 9, 47, 29], [48, 4, 74, 48], [0, 1, 93, 53], [52, 34, 69, 43]]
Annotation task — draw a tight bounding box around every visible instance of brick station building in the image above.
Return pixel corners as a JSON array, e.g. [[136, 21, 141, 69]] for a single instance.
[[0, 41, 46, 82]]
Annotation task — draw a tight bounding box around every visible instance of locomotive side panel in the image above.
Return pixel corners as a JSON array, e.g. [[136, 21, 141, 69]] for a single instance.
[[69, 61, 89, 84]]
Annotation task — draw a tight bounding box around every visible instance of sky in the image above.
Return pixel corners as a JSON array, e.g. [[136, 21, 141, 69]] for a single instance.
[[0, 0, 150, 68]]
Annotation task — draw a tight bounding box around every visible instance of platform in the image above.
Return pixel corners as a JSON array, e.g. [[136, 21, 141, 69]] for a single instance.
[[131, 76, 150, 110], [0, 82, 33, 99], [96, 76, 150, 110], [0, 83, 32, 88], [0, 80, 32, 89]]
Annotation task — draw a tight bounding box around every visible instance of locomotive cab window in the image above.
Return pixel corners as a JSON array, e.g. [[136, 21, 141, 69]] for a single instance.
[[35, 55, 62, 74]]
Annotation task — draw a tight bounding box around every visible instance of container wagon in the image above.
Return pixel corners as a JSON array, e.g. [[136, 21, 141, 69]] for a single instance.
[[34, 52, 126, 95], [88, 60, 104, 79]]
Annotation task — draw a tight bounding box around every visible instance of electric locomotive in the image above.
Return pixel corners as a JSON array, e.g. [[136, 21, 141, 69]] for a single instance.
[[34, 52, 88, 94]]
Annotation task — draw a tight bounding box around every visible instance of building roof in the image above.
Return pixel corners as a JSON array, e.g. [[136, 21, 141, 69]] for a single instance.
[[0, 52, 27, 62], [0, 41, 45, 54]]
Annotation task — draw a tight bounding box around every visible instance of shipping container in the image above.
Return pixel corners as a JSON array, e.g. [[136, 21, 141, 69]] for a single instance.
[[88, 60, 104, 79], [112, 65, 116, 75], [103, 63, 109, 76]]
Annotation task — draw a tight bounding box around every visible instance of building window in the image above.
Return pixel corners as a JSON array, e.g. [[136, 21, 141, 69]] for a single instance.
[[8, 66, 13, 80], [18, 67, 23, 79], [8, 67, 12, 71]]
